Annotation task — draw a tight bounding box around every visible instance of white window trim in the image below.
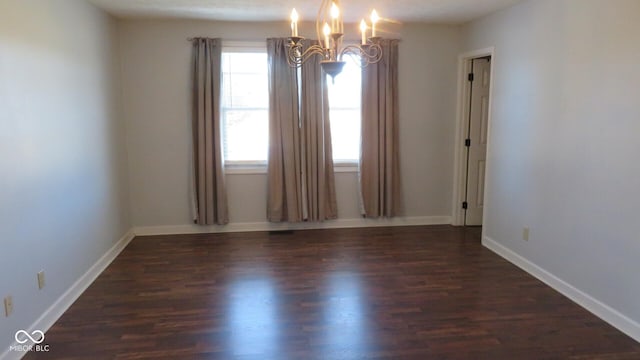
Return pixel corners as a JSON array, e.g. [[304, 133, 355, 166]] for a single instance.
[[222, 43, 268, 168], [222, 40, 267, 52], [225, 162, 268, 175], [224, 162, 357, 175], [327, 53, 361, 167], [334, 161, 359, 173], [221, 40, 361, 171], [224, 160, 268, 171]]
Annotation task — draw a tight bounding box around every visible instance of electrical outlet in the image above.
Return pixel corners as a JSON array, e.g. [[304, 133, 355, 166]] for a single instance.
[[4, 296, 13, 317], [523, 227, 530, 241], [37, 270, 46, 289]]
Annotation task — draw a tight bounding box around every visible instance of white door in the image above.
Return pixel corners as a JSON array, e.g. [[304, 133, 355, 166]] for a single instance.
[[464, 57, 491, 226]]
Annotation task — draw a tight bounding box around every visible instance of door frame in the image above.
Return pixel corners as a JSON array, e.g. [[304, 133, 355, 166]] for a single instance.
[[452, 47, 495, 226]]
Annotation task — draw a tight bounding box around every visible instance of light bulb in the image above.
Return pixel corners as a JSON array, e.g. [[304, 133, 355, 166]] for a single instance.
[[290, 8, 299, 37], [370, 9, 379, 24], [323, 22, 331, 48], [330, 2, 340, 19], [360, 19, 367, 32], [370, 9, 379, 37]]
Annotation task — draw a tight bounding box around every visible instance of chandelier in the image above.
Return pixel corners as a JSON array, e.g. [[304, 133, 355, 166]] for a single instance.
[[287, 0, 383, 79]]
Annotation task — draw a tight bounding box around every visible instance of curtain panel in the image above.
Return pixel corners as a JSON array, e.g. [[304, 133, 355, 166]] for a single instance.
[[300, 40, 338, 221], [359, 39, 400, 218], [191, 38, 229, 225], [267, 38, 338, 222], [266, 38, 304, 222]]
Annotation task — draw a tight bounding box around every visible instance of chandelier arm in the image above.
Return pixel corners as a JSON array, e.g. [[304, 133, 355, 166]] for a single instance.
[[339, 44, 383, 67], [287, 43, 326, 67]]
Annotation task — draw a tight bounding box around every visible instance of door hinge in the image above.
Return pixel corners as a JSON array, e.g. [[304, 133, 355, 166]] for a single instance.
[[462, 201, 468, 210], [468, 73, 474, 82], [465, 138, 471, 147]]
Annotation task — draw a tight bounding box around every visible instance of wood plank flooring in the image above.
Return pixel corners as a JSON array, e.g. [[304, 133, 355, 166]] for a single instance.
[[26, 226, 640, 359]]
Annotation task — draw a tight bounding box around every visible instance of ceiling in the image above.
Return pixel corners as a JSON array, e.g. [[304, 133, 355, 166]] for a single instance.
[[87, 0, 522, 24]]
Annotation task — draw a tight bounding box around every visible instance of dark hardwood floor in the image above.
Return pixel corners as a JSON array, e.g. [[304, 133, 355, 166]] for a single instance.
[[27, 226, 640, 359]]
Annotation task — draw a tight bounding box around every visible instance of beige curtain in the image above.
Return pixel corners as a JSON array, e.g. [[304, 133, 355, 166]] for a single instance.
[[300, 40, 338, 221], [267, 38, 304, 222], [191, 38, 228, 225], [359, 39, 400, 217], [267, 38, 337, 222]]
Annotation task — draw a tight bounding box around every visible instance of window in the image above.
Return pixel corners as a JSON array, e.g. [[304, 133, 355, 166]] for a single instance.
[[327, 59, 361, 163], [221, 44, 361, 167], [221, 47, 269, 165]]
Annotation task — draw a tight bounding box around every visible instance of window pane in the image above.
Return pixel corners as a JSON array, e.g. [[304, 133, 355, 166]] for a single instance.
[[221, 50, 360, 164], [222, 74, 268, 108], [221, 51, 269, 163], [327, 59, 361, 162], [223, 52, 267, 74], [223, 110, 268, 162], [330, 109, 360, 161], [328, 60, 361, 108]]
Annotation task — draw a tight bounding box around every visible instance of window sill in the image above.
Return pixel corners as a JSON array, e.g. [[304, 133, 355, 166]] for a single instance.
[[225, 165, 267, 175], [334, 163, 358, 173], [224, 162, 358, 175]]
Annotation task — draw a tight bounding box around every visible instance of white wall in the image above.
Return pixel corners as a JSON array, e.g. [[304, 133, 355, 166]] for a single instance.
[[118, 19, 462, 229], [0, 0, 130, 351], [463, 0, 640, 334]]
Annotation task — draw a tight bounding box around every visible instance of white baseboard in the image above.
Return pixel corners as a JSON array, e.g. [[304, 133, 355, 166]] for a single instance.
[[133, 216, 452, 236], [482, 236, 640, 343], [0, 230, 136, 360]]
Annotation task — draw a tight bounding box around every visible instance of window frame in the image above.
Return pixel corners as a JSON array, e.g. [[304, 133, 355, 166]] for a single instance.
[[220, 41, 361, 174], [326, 51, 362, 168], [221, 41, 269, 174]]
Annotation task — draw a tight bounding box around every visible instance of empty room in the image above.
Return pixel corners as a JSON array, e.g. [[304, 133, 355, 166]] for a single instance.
[[1, 0, 639, 358]]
